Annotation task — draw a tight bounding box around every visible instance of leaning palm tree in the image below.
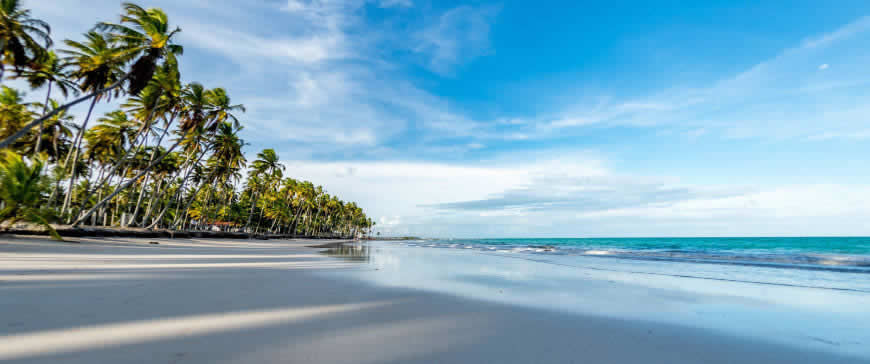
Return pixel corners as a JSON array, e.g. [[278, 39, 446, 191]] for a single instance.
[[245, 148, 283, 233], [0, 0, 51, 79], [97, 2, 183, 95], [8, 51, 78, 154], [0, 2, 183, 150], [72, 85, 227, 228], [59, 31, 126, 217]]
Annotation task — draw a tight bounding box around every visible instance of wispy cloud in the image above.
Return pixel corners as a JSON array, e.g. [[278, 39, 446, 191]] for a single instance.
[[169, 1, 500, 153], [378, 0, 413, 8], [182, 24, 346, 65], [430, 175, 749, 214], [800, 15, 870, 49], [413, 5, 500, 75], [485, 15, 870, 143]]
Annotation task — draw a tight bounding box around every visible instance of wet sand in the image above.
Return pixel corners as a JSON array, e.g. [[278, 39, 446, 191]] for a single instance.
[[0, 236, 863, 363]]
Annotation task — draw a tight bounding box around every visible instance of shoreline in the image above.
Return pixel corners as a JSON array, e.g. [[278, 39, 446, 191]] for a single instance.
[[0, 226, 354, 241], [0, 236, 865, 363]]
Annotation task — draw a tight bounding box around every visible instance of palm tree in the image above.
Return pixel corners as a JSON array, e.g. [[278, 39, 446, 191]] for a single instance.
[[245, 148, 283, 233], [97, 2, 183, 95], [8, 51, 78, 154], [59, 31, 127, 217], [0, 0, 51, 79]]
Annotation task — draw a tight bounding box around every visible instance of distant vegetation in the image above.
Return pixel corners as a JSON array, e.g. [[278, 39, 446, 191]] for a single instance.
[[0, 1, 373, 239]]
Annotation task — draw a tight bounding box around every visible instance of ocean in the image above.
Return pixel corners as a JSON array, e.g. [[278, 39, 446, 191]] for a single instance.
[[397, 237, 870, 272], [376, 237, 870, 293]]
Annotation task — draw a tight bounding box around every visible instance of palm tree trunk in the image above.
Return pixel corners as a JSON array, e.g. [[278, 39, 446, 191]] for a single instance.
[[128, 174, 149, 223], [33, 81, 52, 156], [309, 208, 322, 236], [168, 151, 206, 228], [140, 177, 164, 226], [127, 116, 171, 223], [292, 205, 308, 236], [81, 104, 159, 207], [71, 130, 189, 227], [244, 188, 258, 233], [146, 201, 171, 229], [84, 165, 108, 226], [78, 126, 148, 212], [203, 180, 219, 229], [86, 112, 169, 222], [143, 170, 185, 229], [269, 217, 279, 234], [171, 180, 205, 230], [48, 168, 65, 209], [61, 96, 99, 219], [254, 208, 265, 234]]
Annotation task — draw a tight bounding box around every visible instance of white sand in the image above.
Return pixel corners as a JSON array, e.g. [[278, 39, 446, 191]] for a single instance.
[[0, 236, 861, 363]]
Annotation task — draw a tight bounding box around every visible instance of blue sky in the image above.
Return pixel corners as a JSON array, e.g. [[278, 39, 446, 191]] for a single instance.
[[24, 0, 870, 237]]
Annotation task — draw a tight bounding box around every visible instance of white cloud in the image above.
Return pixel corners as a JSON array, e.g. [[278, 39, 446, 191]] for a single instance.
[[578, 184, 870, 221], [546, 117, 600, 128], [428, 176, 870, 237], [154, 1, 495, 152], [800, 15, 870, 49], [379, 216, 402, 226], [818, 63, 830, 70], [378, 0, 412, 8], [282, 155, 607, 236], [182, 24, 345, 65], [284, 149, 870, 237], [414, 5, 499, 74], [807, 129, 870, 141]]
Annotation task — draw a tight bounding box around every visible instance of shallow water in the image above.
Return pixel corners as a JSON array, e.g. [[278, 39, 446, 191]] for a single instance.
[[322, 241, 870, 360], [401, 237, 870, 273]]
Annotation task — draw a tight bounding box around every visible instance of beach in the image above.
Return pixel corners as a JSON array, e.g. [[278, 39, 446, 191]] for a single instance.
[[0, 236, 866, 363]]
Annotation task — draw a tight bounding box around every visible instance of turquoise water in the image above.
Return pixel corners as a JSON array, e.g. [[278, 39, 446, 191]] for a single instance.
[[402, 237, 870, 271]]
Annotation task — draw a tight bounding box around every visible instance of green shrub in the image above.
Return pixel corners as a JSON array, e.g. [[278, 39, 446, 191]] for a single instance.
[[0, 151, 62, 240]]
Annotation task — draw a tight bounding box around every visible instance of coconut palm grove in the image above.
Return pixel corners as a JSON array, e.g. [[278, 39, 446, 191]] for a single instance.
[[0, 1, 374, 239]]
